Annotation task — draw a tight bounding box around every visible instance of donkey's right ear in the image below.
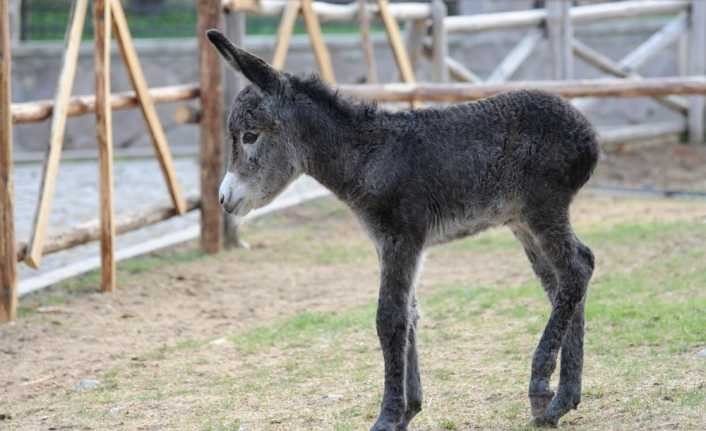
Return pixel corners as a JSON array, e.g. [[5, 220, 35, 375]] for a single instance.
[[206, 29, 283, 95], [206, 29, 243, 72]]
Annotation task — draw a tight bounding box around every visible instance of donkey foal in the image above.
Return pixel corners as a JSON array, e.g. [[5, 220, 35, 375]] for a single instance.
[[207, 30, 598, 430]]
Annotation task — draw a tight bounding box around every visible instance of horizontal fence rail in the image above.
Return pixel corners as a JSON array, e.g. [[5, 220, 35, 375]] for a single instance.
[[15, 195, 201, 262], [444, 0, 690, 34], [337, 76, 706, 102], [11, 83, 200, 124], [223, 0, 432, 21]]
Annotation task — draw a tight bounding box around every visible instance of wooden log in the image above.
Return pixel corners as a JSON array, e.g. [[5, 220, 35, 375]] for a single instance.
[[547, 0, 573, 80], [0, 0, 17, 322], [12, 84, 200, 125], [271, 0, 299, 70], [430, 0, 448, 83], [111, 0, 187, 216], [16, 196, 201, 262], [422, 43, 482, 83], [223, 0, 432, 22], [598, 120, 686, 148], [572, 38, 688, 113], [198, 0, 224, 253], [378, 0, 418, 108], [174, 104, 202, 124], [379, 0, 415, 84], [360, 0, 379, 83], [223, 8, 246, 249], [301, 0, 336, 83], [689, 0, 705, 144], [336, 76, 706, 102], [573, 14, 687, 114], [620, 12, 687, 71], [226, 0, 259, 13], [571, 0, 688, 24], [487, 28, 542, 84], [678, 33, 688, 77], [403, 19, 425, 76], [25, 0, 88, 269], [444, 0, 689, 34], [94, 0, 116, 292]]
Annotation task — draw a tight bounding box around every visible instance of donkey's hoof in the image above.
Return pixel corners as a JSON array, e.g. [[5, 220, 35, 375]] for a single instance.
[[370, 417, 400, 431], [530, 415, 559, 428], [530, 390, 555, 418]]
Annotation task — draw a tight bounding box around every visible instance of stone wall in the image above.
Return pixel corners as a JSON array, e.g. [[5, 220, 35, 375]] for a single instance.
[[11, 17, 682, 152]]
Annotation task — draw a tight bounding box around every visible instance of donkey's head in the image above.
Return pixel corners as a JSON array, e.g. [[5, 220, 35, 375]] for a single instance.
[[207, 30, 303, 216]]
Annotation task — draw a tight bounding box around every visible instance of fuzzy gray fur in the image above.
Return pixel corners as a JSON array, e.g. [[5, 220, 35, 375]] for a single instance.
[[207, 30, 598, 430]]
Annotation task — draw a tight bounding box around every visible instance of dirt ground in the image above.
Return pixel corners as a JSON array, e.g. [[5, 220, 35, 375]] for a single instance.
[[1, 193, 705, 430], [592, 141, 706, 193]]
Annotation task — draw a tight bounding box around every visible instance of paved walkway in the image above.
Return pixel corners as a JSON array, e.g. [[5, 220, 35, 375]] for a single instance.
[[13, 155, 326, 290]]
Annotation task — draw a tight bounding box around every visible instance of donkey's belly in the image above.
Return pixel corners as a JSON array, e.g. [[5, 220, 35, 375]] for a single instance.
[[426, 197, 519, 247]]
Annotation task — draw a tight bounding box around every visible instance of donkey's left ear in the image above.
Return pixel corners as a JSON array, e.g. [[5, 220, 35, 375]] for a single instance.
[[206, 29, 283, 94]]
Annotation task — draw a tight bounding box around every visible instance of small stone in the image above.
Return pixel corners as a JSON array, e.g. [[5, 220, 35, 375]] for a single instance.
[[697, 348, 706, 358], [109, 406, 123, 416], [210, 337, 228, 346], [75, 379, 100, 391]]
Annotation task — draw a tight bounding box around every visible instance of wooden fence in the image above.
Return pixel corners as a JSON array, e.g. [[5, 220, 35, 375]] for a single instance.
[[2, 0, 706, 322], [0, 0, 223, 321]]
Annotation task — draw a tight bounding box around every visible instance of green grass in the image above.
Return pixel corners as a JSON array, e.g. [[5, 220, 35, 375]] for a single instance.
[[7, 196, 706, 430]]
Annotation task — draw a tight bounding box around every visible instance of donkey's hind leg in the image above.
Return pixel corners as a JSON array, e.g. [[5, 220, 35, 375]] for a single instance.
[[514, 214, 594, 427], [401, 296, 422, 429], [512, 227, 558, 417]]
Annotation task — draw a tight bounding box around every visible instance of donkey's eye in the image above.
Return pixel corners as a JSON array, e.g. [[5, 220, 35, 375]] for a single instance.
[[242, 131, 259, 145]]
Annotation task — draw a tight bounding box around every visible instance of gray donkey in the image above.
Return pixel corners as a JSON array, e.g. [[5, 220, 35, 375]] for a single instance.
[[207, 30, 598, 430]]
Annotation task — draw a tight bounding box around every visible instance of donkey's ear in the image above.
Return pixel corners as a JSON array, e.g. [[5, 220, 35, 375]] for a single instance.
[[206, 29, 283, 94]]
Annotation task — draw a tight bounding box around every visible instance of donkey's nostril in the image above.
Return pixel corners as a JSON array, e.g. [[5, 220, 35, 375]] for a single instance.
[[219, 193, 225, 205]]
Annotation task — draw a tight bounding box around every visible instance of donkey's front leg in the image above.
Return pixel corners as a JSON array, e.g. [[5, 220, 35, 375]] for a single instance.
[[372, 237, 422, 431]]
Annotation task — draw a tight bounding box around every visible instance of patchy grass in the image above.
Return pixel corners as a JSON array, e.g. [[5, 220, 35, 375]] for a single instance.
[[17, 247, 205, 317], [2, 195, 705, 430]]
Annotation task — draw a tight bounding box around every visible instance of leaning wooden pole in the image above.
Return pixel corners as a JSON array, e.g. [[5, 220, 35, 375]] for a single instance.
[[94, 0, 116, 292], [198, 0, 224, 253], [25, 0, 88, 269], [1, 0, 17, 322], [111, 0, 187, 214]]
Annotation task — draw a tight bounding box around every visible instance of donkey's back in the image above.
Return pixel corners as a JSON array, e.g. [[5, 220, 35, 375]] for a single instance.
[[362, 90, 599, 242]]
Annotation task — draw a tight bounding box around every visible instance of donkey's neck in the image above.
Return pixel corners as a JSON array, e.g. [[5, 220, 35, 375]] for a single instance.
[[297, 111, 375, 201]]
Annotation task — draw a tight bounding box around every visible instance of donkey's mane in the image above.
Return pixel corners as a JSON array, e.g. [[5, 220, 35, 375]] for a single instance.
[[288, 74, 378, 120]]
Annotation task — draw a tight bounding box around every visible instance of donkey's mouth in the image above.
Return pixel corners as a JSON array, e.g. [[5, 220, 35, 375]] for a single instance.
[[222, 197, 245, 215]]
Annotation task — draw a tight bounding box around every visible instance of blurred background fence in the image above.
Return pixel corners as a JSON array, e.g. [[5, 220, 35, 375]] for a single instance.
[[19, 0, 465, 40]]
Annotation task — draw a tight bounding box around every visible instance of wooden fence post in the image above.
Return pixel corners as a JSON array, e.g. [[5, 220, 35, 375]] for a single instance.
[[9, 0, 20, 44], [689, 0, 705, 144], [223, 7, 245, 249], [198, 0, 224, 253], [94, 0, 116, 292], [546, 0, 573, 80], [359, 0, 379, 83], [1, 0, 17, 322], [430, 0, 448, 83]]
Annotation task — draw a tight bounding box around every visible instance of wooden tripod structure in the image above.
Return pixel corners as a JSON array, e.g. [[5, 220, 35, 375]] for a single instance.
[[228, 0, 420, 105], [23, 0, 187, 291]]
